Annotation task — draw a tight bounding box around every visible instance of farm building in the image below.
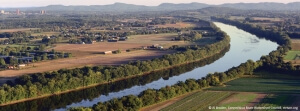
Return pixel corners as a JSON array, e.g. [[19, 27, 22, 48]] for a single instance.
[[18, 64, 26, 67], [102, 51, 113, 55]]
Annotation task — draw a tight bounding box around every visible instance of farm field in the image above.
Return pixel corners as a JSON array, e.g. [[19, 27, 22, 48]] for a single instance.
[[0, 28, 40, 33], [0, 44, 23, 48], [284, 51, 300, 60], [54, 33, 194, 57], [212, 92, 265, 111], [54, 42, 148, 57], [31, 32, 60, 36], [292, 42, 300, 50], [157, 71, 300, 111], [209, 77, 300, 93], [149, 22, 196, 28], [250, 17, 283, 22], [0, 33, 206, 77], [284, 39, 300, 65], [254, 94, 300, 111], [0, 50, 175, 77], [291, 39, 300, 50], [160, 91, 232, 111]]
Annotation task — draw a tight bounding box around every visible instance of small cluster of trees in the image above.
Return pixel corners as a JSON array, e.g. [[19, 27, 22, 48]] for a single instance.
[[0, 32, 31, 38], [0, 46, 72, 69], [41, 36, 63, 45], [175, 31, 202, 41]]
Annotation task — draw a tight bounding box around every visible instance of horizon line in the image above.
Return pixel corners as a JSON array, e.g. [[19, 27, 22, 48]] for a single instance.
[[0, 1, 299, 9]]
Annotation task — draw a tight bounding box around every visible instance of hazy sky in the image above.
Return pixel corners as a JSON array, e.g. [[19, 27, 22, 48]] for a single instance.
[[1, 0, 300, 7]]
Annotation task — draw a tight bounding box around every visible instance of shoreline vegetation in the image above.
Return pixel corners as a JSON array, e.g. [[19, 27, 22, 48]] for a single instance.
[[0, 45, 229, 106], [67, 19, 300, 110], [0, 21, 231, 106], [0, 44, 231, 111]]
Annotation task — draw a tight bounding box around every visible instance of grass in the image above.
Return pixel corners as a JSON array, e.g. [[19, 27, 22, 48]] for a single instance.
[[0, 28, 40, 33], [209, 75, 300, 94], [159, 71, 300, 111], [0, 44, 36, 48], [31, 32, 61, 36], [254, 94, 298, 111], [212, 93, 258, 111], [160, 91, 232, 111], [284, 50, 300, 60], [0, 44, 24, 48], [150, 22, 196, 28]]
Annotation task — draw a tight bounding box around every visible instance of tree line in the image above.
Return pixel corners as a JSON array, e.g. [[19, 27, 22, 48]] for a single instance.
[[0, 32, 31, 38]]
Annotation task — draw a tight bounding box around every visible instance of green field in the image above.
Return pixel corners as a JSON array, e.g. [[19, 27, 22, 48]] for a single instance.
[[0, 44, 26, 48], [0, 44, 36, 48], [160, 91, 232, 111], [254, 94, 298, 111], [212, 93, 258, 111], [31, 32, 60, 36], [284, 51, 300, 60], [209, 77, 300, 93]]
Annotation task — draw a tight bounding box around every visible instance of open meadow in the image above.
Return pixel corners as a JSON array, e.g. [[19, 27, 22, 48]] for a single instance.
[[0, 28, 40, 33], [149, 22, 196, 28], [160, 91, 232, 111], [284, 39, 300, 65], [209, 77, 300, 93], [30, 32, 60, 36], [155, 71, 300, 111]]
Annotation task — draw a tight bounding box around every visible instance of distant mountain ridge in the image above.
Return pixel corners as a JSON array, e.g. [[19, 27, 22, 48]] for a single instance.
[[1, 2, 300, 12]]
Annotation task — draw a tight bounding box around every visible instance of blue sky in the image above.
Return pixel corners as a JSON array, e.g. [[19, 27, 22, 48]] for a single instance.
[[1, 0, 299, 7]]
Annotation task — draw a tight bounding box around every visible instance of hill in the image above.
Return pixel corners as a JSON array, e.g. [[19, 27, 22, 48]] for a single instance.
[[1, 2, 300, 12]]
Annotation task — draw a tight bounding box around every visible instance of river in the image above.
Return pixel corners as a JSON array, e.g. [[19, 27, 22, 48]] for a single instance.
[[0, 22, 279, 111]]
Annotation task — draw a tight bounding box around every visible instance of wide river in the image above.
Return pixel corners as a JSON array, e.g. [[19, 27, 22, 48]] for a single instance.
[[0, 22, 279, 111]]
